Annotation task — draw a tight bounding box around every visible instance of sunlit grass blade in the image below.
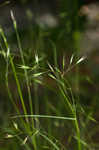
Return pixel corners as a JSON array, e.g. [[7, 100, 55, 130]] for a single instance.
[[11, 114, 76, 120]]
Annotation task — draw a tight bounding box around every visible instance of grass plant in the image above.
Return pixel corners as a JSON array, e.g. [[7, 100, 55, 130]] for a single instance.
[[0, 2, 98, 150]]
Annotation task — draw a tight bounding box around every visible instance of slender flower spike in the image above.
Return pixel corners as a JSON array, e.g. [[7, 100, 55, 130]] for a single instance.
[[10, 10, 14, 20], [22, 136, 28, 145], [47, 62, 54, 73], [70, 54, 74, 65], [76, 56, 86, 65], [18, 65, 30, 70], [5, 134, 14, 138], [62, 55, 65, 70], [10, 10, 17, 28], [35, 53, 39, 64], [13, 122, 18, 130]]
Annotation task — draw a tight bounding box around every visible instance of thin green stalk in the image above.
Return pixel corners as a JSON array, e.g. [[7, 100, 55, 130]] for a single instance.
[[5, 51, 19, 112], [0, 28, 32, 140], [0, 28, 27, 117], [5, 59, 30, 131], [72, 0, 81, 149], [34, 82, 39, 128], [11, 114, 76, 120], [10, 11, 36, 149], [10, 11, 33, 118], [59, 82, 81, 150], [74, 115, 81, 150], [9, 56, 29, 118], [39, 132, 60, 150], [51, 40, 81, 150]]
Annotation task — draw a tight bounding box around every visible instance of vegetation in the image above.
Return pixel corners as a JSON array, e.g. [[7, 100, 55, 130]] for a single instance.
[[0, 0, 99, 150]]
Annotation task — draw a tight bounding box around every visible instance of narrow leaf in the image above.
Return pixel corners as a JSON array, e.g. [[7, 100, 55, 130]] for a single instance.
[[70, 54, 74, 65]]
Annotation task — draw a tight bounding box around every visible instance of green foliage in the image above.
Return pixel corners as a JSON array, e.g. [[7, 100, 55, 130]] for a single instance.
[[0, 1, 99, 150]]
